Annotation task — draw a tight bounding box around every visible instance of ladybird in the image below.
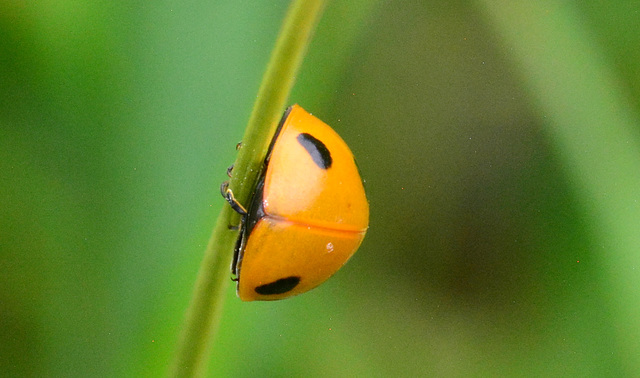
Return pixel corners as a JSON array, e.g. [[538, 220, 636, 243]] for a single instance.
[[222, 104, 369, 301]]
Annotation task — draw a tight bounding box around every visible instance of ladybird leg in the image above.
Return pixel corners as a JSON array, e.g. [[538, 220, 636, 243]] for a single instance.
[[230, 225, 245, 277], [226, 164, 234, 178], [230, 211, 247, 278], [220, 181, 248, 215]]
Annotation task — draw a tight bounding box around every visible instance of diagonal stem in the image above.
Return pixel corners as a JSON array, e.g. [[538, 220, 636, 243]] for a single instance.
[[168, 1, 326, 377]]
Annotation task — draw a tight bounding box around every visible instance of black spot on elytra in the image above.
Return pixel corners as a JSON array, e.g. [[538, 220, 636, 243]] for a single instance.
[[255, 276, 301, 295], [297, 133, 332, 169]]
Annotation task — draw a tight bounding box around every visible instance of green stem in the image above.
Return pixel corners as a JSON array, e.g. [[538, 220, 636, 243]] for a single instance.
[[169, 1, 326, 377]]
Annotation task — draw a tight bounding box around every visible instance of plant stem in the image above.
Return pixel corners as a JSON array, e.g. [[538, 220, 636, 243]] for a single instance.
[[169, 1, 326, 377]]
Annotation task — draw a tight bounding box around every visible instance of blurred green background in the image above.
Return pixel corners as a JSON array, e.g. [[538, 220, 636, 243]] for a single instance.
[[2, 1, 640, 376]]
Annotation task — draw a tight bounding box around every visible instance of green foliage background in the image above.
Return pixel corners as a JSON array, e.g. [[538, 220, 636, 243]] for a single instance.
[[2, 1, 639, 376]]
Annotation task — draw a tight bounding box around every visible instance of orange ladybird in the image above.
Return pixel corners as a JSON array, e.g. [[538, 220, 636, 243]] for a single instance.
[[223, 104, 369, 301]]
